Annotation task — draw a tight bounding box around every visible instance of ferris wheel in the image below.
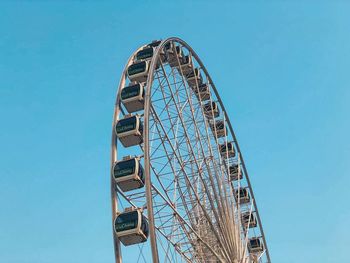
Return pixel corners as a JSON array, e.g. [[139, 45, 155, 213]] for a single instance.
[[110, 37, 271, 263]]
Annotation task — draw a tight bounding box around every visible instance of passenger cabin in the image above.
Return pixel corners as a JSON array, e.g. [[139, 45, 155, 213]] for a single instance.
[[248, 237, 264, 253], [194, 83, 211, 101], [167, 45, 183, 67], [120, 83, 145, 113], [235, 188, 250, 204], [219, 141, 235, 158], [136, 46, 162, 69], [114, 208, 149, 246], [115, 115, 143, 147], [136, 47, 154, 61], [148, 40, 167, 62], [186, 68, 203, 88], [127, 61, 149, 83], [159, 42, 172, 63], [203, 101, 220, 118], [210, 120, 227, 138], [113, 156, 145, 192], [176, 55, 193, 75], [241, 212, 257, 229], [229, 164, 243, 181]]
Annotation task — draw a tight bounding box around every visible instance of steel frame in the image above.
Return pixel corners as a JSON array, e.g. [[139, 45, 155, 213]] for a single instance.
[[111, 37, 271, 263]]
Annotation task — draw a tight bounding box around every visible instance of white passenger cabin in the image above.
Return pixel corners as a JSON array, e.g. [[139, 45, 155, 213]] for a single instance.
[[167, 44, 183, 67], [135, 47, 154, 61], [114, 208, 149, 246], [203, 101, 220, 118], [248, 237, 264, 253], [219, 141, 235, 158], [113, 156, 145, 192], [241, 212, 258, 229], [194, 83, 211, 101], [147, 40, 168, 63], [187, 68, 203, 88], [236, 188, 250, 204], [158, 41, 169, 63], [115, 114, 143, 147], [127, 61, 149, 83], [176, 55, 193, 75], [120, 83, 144, 113], [229, 164, 243, 181], [210, 120, 227, 138]]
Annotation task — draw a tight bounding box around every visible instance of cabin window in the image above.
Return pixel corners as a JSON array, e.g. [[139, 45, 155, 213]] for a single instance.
[[136, 48, 154, 60], [243, 213, 255, 221], [114, 159, 136, 178], [115, 212, 138, 232], [128, 62, 147, 76], [175, 46, 181, 54], [216, 121, 225, 129], [188, 68, 199, 78], [238, 189, 248, 198], [116, 116, 137, 134], [121, 84, 142, 100], [243, 214, 250, 221], [197, 84, 208, 93], [139, 165, 145, 181], [227, 143, 233, 151], [204, 102, 216, 112], [221, 143, 233, 152], [181, 55, 190, 65], [230, 165, 238, 173], [141, 215, 149, 236], [220, 144, 226, 152], [250, 239, 261, 247], [138, 121, 144, 133]]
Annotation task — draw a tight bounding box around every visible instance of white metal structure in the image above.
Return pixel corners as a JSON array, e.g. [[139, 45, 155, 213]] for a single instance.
[[111, 37, 271, 263]]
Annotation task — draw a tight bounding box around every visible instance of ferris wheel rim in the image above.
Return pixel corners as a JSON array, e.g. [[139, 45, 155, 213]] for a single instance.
[[111, 44, 147, 263], [111, 37, 271, 263]]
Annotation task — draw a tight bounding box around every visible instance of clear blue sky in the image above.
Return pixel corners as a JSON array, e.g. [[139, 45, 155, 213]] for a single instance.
[[1, 1, 349, 262]]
